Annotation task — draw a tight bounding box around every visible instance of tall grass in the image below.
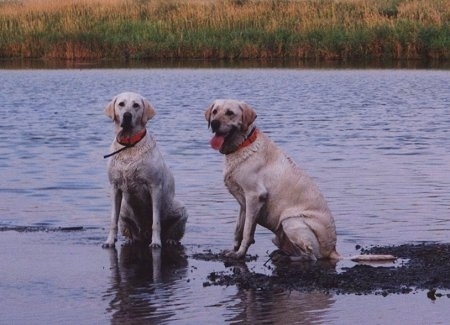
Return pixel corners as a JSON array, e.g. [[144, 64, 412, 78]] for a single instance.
[[0, 0, 449, 61]]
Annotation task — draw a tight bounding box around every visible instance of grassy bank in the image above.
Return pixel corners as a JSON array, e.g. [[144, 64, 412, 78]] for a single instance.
[[0, 0, 449, 61]]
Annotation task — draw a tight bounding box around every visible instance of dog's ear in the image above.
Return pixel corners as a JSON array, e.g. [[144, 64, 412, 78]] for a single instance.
[[104, 96, 117, 121], [141, 98, 156, 125], [204, 103, 214, 129], [239, 102, 257, 131]]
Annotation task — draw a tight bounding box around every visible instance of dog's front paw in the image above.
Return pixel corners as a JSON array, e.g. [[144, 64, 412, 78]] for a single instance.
[[102, 241, 116, 249], [102, 233, 117, 248], [149, 241, 162, 249], [223, 249, 245, 259], [165, 239, 180, 246]]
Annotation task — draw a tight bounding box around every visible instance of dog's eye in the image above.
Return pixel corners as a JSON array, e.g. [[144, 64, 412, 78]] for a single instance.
[[225, 110, 234, 116], [118, 102, 125, 107], [212, 109, 218, 115], [132, 103, 140, 108]]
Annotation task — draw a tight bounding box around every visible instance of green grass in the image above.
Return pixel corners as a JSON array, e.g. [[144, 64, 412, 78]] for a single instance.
[[0, 0, 449, 61]]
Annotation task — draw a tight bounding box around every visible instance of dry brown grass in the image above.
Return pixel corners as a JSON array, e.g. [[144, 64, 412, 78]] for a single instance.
[[1, 0, 449, 60]]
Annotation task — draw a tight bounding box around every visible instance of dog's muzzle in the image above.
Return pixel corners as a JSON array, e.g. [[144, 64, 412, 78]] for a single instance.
[[121, 112, 133, 130], [210, 120, 220, 133]]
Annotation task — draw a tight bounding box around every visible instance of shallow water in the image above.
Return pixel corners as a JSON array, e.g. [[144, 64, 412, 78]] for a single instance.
[[1, 68, 449, 323]]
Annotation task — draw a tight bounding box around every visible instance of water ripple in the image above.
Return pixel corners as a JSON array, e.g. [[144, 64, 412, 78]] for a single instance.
[[1, 69, 450, 323]]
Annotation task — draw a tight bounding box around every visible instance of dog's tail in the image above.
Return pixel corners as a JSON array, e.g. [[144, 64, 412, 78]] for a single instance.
[[349, 254, 396, 262]]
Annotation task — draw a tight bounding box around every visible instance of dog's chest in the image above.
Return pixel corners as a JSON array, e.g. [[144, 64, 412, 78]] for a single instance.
[[108, 156, 148, 192], [223, 145, 261, 200], [224, 167, 248, 205], [224, 172, 242, 194]]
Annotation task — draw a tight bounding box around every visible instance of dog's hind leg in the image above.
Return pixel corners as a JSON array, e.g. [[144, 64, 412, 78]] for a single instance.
[[163, 202, 188, 245], [274, 217, 322, 261]]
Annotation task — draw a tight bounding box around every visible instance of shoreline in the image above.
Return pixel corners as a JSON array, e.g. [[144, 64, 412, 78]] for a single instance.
[[1, 0, 449, 62], [1, 57, 450, 70]]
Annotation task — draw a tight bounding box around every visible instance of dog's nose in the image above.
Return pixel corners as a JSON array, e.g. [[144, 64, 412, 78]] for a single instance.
[[211, 120, 220, 132], [121, 112, 132, 129], [123, 112, 132, 121]]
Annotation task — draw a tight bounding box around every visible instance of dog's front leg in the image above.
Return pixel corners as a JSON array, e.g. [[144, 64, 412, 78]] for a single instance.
[[226, 190, 267, 259], [149, 185, 162, 248], [103, 188, 122, 248], [232, 206, 246, 251]]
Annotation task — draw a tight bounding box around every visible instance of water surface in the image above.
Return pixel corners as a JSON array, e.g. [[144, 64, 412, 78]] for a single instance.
[[1, 69, 449, 323]]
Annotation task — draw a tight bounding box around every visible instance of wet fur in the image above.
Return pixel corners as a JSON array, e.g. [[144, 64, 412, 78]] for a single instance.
[[205, 99, 395, 262], [103, 92, 187, 249]]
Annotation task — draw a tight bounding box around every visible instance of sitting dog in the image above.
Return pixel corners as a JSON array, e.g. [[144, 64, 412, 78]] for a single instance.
[[205, 99, 394, 262], [103, 92, 187, 249]]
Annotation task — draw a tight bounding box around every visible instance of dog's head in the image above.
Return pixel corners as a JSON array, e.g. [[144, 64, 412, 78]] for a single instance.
[[105, 92, 156, 135], [205, 99, 257, 154]]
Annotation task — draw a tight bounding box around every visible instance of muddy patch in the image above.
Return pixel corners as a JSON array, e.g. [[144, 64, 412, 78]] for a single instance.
[[193, 243, 450, 298], [0, 225, 87, 232]]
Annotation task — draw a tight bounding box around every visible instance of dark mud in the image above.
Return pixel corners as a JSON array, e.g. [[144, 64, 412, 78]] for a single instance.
[[0, 225, 87, 232], [193, 243, 450, 298]]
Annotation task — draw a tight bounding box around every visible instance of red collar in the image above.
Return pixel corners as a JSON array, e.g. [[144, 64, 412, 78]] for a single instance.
[[117, 129, 147, 147], [237, 128, 258, 151]]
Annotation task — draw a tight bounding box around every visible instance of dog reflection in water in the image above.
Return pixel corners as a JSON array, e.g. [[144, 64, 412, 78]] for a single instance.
[[105, 243, 188, 321]]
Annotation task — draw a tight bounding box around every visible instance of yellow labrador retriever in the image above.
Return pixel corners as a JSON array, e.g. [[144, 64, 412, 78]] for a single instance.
[[205, 99, 394, 262], [103, 92, 188, 249]]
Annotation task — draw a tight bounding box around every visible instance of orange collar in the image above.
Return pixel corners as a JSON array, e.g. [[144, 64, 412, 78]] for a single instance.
[[117, 129, 147, 147], [237, 128, 258, 151]]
